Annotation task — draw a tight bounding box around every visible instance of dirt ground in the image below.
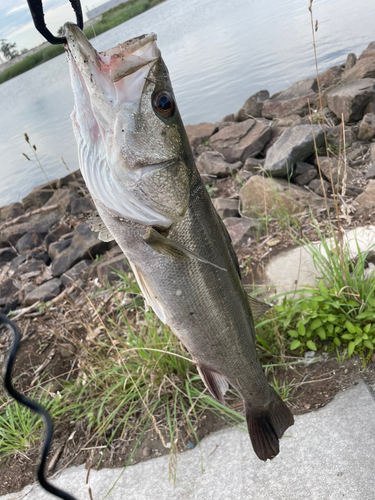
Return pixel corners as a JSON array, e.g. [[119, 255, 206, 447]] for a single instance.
[[1, 316, 375, 496]]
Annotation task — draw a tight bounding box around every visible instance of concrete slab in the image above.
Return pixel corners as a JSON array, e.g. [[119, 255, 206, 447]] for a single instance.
[[265, 225, 375, 292], [2, 380, 375, 500]]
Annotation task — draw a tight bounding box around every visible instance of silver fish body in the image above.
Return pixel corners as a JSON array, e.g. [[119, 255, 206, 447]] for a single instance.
[[65, 24, 294, 461]]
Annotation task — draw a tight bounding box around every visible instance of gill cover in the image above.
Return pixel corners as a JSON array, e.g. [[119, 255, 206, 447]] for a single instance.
[[65, 24, 190, 227]]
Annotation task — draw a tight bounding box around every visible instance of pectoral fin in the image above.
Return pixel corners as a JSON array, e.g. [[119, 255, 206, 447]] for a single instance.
[[86, 211, 115, 242], [197, 366, 229, 404], [143, 228, 227, 272], [248, 295, 272, 320]]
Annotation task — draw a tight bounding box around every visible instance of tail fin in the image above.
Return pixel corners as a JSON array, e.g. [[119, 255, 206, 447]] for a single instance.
[[245, 394, 294, 461]]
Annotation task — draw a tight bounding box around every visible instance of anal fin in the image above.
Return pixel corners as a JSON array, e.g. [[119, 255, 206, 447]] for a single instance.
[[144, 228, 227, 272], [247, 295, 272, 320], [197, 366, 229, 404]]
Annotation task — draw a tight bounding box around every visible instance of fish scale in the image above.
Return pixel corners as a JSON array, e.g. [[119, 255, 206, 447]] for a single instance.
[[65, 22, 294, 461]]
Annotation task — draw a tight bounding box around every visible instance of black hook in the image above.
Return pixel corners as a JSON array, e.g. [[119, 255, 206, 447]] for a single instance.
[[26, 0, 83, 45], [1, 312, 77, 500]]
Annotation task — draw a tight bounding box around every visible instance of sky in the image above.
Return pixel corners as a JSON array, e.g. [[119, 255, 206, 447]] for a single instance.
[[0, 0, 107, 52]]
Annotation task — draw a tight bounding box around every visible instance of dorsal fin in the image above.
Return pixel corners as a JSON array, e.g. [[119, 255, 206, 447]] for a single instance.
[[197, 366, 229, 404]]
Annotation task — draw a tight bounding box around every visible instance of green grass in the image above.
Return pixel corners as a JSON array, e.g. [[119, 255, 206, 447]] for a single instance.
[[0, 0, 165, 84]]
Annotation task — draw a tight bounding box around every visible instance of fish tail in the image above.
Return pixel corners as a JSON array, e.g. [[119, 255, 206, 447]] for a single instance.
[[244, 393, 294, 461]]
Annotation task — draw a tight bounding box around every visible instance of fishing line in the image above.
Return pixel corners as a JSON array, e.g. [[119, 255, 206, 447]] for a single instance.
[[0, 312, 77, 500]]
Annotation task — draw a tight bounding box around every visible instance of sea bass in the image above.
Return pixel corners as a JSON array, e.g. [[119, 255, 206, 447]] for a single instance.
[[64, 23, 294, 461]]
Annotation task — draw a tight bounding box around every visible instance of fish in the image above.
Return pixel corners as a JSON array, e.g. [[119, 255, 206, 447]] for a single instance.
[[64, 23, 294, 461]]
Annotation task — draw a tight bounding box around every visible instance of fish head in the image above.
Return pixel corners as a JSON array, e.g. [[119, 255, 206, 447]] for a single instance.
[[65, 23, 191, 227]]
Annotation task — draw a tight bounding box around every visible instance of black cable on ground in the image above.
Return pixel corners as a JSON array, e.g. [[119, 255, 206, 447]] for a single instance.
[[1, 311, 77, 500]]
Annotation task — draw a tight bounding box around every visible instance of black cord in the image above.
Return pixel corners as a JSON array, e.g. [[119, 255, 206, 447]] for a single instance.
[[26, 0, 83, 45], [1, 312, 77, 500]]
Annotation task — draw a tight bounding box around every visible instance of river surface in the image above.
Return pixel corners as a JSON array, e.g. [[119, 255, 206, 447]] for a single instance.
[[1, 0, 375, 206]]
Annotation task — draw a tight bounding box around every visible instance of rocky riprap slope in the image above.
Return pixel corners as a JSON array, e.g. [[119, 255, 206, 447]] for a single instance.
[[1, 42, 375, 313]]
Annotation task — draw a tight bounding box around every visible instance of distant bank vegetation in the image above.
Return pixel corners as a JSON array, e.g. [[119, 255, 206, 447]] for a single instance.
[[0, 0, 164, 85]]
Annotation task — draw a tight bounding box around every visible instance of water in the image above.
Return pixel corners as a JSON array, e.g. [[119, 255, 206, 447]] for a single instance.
[[1, 0, 375, 206]]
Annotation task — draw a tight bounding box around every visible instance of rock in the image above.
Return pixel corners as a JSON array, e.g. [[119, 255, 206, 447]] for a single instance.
[[240, 176, 327, 217], [0, 278, 19, 308], [12, 259, 46, 279], [345, 53, 357, 71], [48, 239, 72, 261], [143, 447, 152, 458], [28, 248, 51, 265], [264, 125, 325, 177], [308, 178, 330, 197], [276, 115, 303, 128], [0, 206, 63, 248], [61, 260, 92, 286], [244, 157, 265, 169], [326, 125, 356, 150], [370, 143, 375, 163], [0, 202, 24, 220], [358, 113, 375, 141], [354, 181, 375, 215], [185, 123, 217, 149], [10, 254, 27, 271], [45, 222, 72, 248], [318, 65, 344, 88], [197, 151, 242, 177], [22, 188, 54, 211], [56, 170, 83, 189], [221, 114, 235, 122], [235, 169, 254, 187], [359, 42, 375, 60], [97, 255, 131, 285], [294, 161, 314, 176], [209, 120, 271, 163], [327, 78, 375, 122], [342, 57, 375, 83], [294, 168, 317, 186], [234, 90, 270, 121], [15, 231, 44, 254], [24, 278, 62, 306], [365, 164, 375, 180], [52, 223, 110, 277], [212, 198, 239, 219], [346, 147, 364, 162], [262, 126, 288, 156], [0, 247, 17, 263], [223, 217, 258, 248], [318, 157, 357, 187], [262, 78, 317, 119], [45, 188, 93, 216]]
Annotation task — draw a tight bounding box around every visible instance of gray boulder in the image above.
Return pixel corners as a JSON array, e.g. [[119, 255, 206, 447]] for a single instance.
[[234, 90, 269, 121], [276, 115, 303, 128], [0, 206, 63, 248], [294, 168, 317, 186], [45, 188, 93, 216], [359, 42, 375, 60], [212, 198, 239, 219], [24, 278, 62, 306], [97, 256, 131, 285], [317, 157, 357, 189], [0, 202, 24, 221], [308, 178, 330, 197], [56, 169, 83, 189], [318, 65, 344, 88], [345, 53, 357, 71], [45, 222, 72, 248], [354, 181, 375, 215], [327, 79, 375, 122], [15, 231, 44, 254], [0, 279, 19, 308], [0, 247, 17, 263], [262, 78, 317, 119], [358, 113, 375, 141], [264, 125, 325, 177], [61, 260, 92, 286], [223, 217, 259, 249], [22, 188, 54, 211], [52, 223, 110, 277], [48, 239, 72, 261], [209, 119, 271, 163], [185, 123, 217, 148], [342, 57, 375, 83], [240, 175, 327, 218], [327, 125, 356, 150], [197, 151, 242, 178]]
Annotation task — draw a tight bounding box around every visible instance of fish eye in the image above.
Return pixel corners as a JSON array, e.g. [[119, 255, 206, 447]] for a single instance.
[[153, 91, 175, 119]]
